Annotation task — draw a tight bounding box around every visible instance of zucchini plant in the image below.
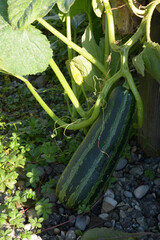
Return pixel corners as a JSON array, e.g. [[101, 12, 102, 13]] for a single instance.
[[0, 0, 160, 131], [0, 0, 160, 210]]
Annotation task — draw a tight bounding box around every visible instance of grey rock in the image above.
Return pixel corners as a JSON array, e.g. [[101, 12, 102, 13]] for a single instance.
[[53, 228, 60, 235], [154, 178, 160, 186], [98, 213, 109, 220], [134, 185, 149, 199], [43, 189, 57, 203], [24, 223, 32, 231], [104, 189, 115, 199], [157, 214, 160, 222], [75, 215, 88, 231], [119, 210, 126, 218], [130, 165, 144, 175], [124, 190, 133, 198], [26, 208, 39, 219], [115, 158, 128, 171], [102, 197, 118, 213], [30, 234, 42, 240], [66, 230, 76, 240]]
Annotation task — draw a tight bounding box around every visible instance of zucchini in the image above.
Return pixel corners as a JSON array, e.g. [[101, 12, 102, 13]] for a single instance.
[[56, 86, 136, 210]]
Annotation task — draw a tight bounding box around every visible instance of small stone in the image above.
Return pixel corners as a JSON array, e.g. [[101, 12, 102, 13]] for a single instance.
[[54, 228, 60, 235], [66, 230, 76, 240], [61, 231, 66, 239], [59, 207, 65, 215], [75, 215, 88, 231], [136, 216, 145, 225], [104, 189, 115, 199], [101, 197, 117, 213], [124, 190, 133, 198], [158, 214, 160, 222], [26, 208, 38, 219], [30, 234, 42, 240], [154, 178, 160, 186], [115, 158, 128, 171], [24, 223, 32, 231], [69, 215, 76, 226], [98, 213, 109, 220], [119, 210, 126, 218], [130, 165, 144, 175], [134, 185, 149, 199]]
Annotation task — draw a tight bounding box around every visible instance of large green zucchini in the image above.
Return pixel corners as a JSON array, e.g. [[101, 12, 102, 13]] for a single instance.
[[56, 86, 136, 210]]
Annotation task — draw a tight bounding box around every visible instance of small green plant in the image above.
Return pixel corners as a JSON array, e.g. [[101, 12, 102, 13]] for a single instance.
[[41, 179, 54, 194], [28, 217, 44, 229], [35, 198, 52, 220], [26, 165, 41, 188], [0, 229, 12, 240], [144, 168, 155, 180]]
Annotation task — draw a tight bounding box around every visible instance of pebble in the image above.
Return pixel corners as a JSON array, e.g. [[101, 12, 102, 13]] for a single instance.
[[24, 223, 32, 231], [158, 214, 160, 222], [53, 228, 60, 235], [115, 158, 128, 171], [101, 197, 118, 213], [104, 189, 115, 199], [66, 230, 76, 240], [129, 165, 144, 175], [123, 190, 133, 198], [75, 215, 88, 231], [98, 213, 109, 220], [134, 185, 149, 199]]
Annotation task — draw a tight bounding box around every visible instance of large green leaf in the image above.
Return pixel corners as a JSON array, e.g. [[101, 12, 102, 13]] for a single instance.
[[69, 0, 92, 18], [92, 0, 104, 18], [7, 0, 57, 29], [0, 25, 52, 76], [57, 0, 76, 13], [69, 55, 103, 92], [133, 41, 160, 83], [81, 227, 135, 240], [82, 26, 103, 63], [0, 0, 9, 23], [141, 42, 160, 83]]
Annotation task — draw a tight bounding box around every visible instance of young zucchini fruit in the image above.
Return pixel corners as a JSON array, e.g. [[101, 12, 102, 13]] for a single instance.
[[56, 86, 136, 210]]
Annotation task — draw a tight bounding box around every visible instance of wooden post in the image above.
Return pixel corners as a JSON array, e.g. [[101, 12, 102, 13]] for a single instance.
[[138, 10, 160, 156]]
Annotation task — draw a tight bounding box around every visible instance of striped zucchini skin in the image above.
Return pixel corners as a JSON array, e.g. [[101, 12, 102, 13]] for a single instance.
[[56, 86, 136, 210]]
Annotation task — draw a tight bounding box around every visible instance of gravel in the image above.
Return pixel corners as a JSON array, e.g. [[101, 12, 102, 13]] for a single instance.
[[1, 147, 160, 240]]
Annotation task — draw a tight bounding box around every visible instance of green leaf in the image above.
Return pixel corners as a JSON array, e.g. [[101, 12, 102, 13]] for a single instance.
[[141, 41, 160, 83], [69, 0, 92, 18], [7, 0, 57, 29], [57, 0, 76, 13], [69, 55, 103, 92], [81, 227, 135, 240], [0, 0, 9, 25], [0, 25, 52, 76], [92, 0, 104, 18], [132, 52, 145, 77], [82, 26, 103, 63]]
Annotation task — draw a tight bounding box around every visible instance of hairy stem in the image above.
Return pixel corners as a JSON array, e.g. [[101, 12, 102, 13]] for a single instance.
[[37, 18, 108, 77], [49, 58, 86, 118]]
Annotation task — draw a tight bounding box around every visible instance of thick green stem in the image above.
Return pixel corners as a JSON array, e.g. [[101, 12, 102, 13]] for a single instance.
[[66, 13, 77, 119], [121, 47, 143, 128], [37, 18, 108, 77], [102, 0, 120, 51], [127, 0, 146, 17], [49, 58, 85, 118], [145, 0, 160, 42], [66, 13, 73, 60], [14, 71, 121, 130], [104, 14, 110, 76], [14, 75, 68, 127]]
